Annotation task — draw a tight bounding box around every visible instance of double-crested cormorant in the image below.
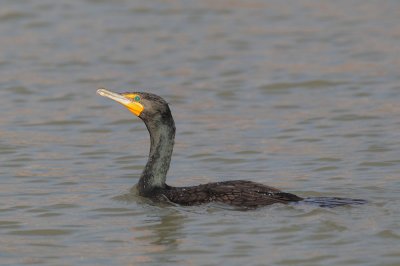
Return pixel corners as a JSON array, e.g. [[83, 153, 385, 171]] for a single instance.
[[97, 88, 366, 208]]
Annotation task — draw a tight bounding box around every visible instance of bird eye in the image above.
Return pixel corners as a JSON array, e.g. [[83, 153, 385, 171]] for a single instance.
[[134, 95, 141, 102]]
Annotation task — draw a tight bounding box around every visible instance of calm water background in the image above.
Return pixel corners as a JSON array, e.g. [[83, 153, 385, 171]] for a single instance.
[[1, 0, 399, 265]]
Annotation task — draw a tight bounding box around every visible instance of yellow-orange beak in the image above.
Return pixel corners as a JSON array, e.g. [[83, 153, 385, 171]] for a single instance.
[[97, 88, 144, 116]]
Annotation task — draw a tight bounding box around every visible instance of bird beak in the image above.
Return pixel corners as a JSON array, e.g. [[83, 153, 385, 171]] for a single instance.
[[97, 88, 144, 116]]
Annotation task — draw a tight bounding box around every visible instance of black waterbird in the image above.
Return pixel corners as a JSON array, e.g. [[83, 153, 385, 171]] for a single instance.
[[97, 88, 366, 209]]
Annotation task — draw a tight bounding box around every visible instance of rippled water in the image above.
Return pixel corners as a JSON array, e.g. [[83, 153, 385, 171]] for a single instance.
[[1, 1, 400, 265]]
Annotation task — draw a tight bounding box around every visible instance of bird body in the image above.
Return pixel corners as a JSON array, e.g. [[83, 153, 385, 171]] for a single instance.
[[97, 89, 365, 208], [144, 180, 302, 208]]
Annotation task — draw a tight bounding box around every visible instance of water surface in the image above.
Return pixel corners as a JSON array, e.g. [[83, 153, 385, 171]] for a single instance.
[[0, 1, 399, 265]]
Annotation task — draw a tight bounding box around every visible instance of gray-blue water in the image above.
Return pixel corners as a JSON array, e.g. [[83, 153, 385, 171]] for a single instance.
[[1, 1, 399, 265]]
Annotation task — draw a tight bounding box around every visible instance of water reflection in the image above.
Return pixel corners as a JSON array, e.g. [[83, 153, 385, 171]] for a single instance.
[[130, 211, 186, 264]]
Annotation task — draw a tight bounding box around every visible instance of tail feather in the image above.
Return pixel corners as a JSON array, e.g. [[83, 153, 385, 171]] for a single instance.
[[300, 197, 367, 208]]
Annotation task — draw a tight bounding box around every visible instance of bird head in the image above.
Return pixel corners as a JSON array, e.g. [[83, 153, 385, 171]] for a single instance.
[[97, 88, 171, 123]]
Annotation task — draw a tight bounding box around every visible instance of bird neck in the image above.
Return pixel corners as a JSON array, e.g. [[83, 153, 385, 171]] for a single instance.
[[138, 115, 175, 195]]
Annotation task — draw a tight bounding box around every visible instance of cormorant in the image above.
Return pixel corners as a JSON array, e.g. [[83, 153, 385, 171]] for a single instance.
[[97, 88, 366, 208]]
